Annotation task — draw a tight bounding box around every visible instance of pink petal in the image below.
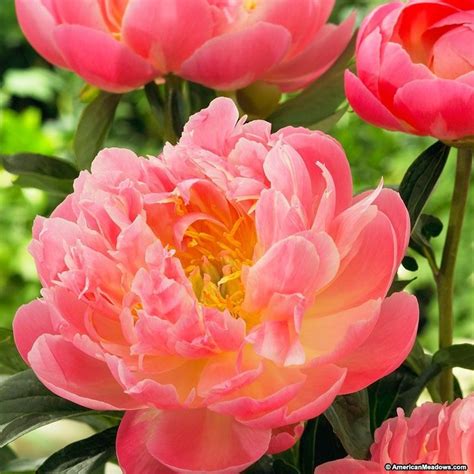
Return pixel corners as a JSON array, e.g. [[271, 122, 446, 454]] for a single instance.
[[337, 292, 419, 394], [122, 0, 212, 71], [145, 408, 271, 473], [48, 0, 108, 29], [267, 422, 305, 455], [243, 236, 321, 313], [117, 411, 175, 474], [393, 79, 474, 140], [315, 459, 381, 474], [318, 212, 397, 314], [268, 14, 355, 92], [180, 22, 291, 90], [345, 70, 403, 131], [27, 334, 142, 410], [15, 0, 67, 67], [53, 25, 157, 92], [13, 299, 55, 364]]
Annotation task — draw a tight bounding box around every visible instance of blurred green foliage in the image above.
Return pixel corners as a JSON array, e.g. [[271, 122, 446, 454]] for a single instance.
[[0, 0, 472, 354]]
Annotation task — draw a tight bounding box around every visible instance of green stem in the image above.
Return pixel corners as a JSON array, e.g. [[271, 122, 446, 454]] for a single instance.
[[436, 147, 472, 403]]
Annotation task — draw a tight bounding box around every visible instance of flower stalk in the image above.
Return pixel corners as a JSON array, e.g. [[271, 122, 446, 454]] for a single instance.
[[437, 147, 472, 403]]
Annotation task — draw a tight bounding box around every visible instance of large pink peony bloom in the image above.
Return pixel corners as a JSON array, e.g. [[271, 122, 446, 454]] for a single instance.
[[14, 98, 418, 473], [15, 0, 354, 93], [315, 395, 474, 474], [345, 0, 474, 144]]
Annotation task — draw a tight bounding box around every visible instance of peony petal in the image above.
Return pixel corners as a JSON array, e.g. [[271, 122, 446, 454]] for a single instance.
[[13, 299, 55, 364], [15, 0, 67, 67], [337, 292, 419, 394], [122, 0, 212, 71], [394, 79, 474, 140], [315, 459, 381, 473], [27, 334, 142, 410], [145, 408, 271, 473], [53, 25, 157, 92], [345, 70, 404, 132], [180, 22, 291, 90]]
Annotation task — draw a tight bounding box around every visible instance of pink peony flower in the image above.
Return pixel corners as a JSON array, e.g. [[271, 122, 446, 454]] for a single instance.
[[345, 0, 474, 144], [14, 98, 418, 473], [315, 395, 474, 474], [15, 0, 354, 93]]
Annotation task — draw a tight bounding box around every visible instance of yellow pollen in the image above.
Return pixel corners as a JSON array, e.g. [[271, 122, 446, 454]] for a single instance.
[[244, 0, 258, 12]]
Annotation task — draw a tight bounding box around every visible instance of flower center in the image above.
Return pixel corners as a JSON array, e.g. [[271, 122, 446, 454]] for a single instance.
[[174, 199, 255, 318]]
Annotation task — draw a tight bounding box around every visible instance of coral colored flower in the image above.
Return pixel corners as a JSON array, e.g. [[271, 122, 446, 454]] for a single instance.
[[315, 395, 474, 474], [345, 0, 474, 144], [15, 0, 355, 93], [14, 98, 418, 473]]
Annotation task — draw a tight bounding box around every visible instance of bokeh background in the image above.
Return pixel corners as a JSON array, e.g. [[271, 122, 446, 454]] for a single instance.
[[0, 0, 472, 467]]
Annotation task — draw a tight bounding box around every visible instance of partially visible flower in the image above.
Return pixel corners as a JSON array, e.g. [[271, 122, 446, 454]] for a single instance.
[[14, 98, 418, 473], [345, 0, 474, 144], [16, 0, 354, 93], [315, 395, 474, 474]]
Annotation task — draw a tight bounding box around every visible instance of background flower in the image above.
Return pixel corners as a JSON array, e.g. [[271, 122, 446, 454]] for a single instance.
[[315, 394, 474, 473], [14, 98, 418, 473], [15, 0, 354, 93], [345, 0, 474, 144]]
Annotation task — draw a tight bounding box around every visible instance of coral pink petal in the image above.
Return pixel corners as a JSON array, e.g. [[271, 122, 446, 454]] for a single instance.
[[117, 411, 175, 474], [48, 0, 108, 29], [27, 334, 142, 410], [180, 22, 291, 90], [267, 422, 305, 455], [145, 408, 271, 473], [122, 0, 212, 71], [315, 459, 381, 473], [345, 70, 403, 131], [268, 14, 355, 92], [317, 213, 396, 314], [15, 0, 67, 67], [53, 25, 157, 92], [243, 236, 320, 313], [394, 78, 474, 140], [337, 292, 419, 393], [13, 300, 55, 364]]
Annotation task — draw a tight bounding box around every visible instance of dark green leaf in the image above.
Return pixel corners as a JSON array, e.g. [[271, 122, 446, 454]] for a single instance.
[[388, 277, 417, 295], [410, 214, 444, 259], [1, 153, 78, 179], [432, 344, 474, 370], [74, 91, 122, 170], [299, 418, 317, 474], [402, 256, 418, 272], [399, 141, 450, 229], [0, 446, 16, 466], [268, 34, 356, 130], [244, 456, 274, 474], [14, 174, 73, 196], [0, 370, 90, 447], [1, 456, 45, 473], [0, 328, 27, 375], [312, 415, 347, 468], [38, 426, 118, 474], [273, 459, 300, 474], [324, 391, 372, 460]]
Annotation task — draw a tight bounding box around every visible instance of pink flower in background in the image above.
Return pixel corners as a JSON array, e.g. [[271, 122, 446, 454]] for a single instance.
[[15, 0, 354, 93], [315, 395, 474, 474], [345, 0, 474, 144], [14, 98, 418, 473]]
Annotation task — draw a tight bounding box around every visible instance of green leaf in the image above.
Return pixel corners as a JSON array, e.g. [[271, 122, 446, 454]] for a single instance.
[[268, 34, 356, 130], [324, 391, 372, 460], [14, 175, 73, 196], [402, 256, 418, 272], [38, 426, 118, 474], [432, 344, 474, 370], [1, 456, 45, 473], [0, 446, 16, 466], [0, 328, 27, 375], [399, 141, 450, 229], [1, 153, 78, 179], [74, 91, 122, 170], [298, 419, 317, 474], [273, 459, 300, 474], [0, 370, 90, 447], [387, 277, 417, 295], [312, 415, 347, 468], [244, 456, 274, 473]]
